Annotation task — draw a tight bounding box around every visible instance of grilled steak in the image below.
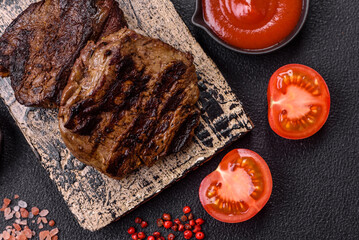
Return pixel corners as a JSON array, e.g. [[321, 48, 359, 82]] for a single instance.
[[58, 28, 200, 179], [0, 0, 127, 108]]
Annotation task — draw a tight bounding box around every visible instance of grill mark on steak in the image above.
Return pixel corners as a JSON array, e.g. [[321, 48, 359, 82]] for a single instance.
[[167, 110, 200, 154], [0, 0, 127, 108], [59, 29, 200, 179]]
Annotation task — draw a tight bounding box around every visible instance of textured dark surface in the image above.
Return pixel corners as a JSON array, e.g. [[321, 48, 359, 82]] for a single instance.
[[0, 0, 358, 239]]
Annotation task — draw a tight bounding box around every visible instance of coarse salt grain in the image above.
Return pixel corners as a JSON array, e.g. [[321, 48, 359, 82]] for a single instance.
[[19, 220, 27, 226], [20, 209, 29, 218], [2, 231, 10, 239], [5, 212, 14, 220], [1, 197, 59, 240], [39, 230, 50, 240], [39, 210, 49, 217], [17, 201, 27, 209], [49, 228, 58, 237], [23, 228, 32, 238], [12, 224, 20, 232], [41, 217, 48, 224], [4, 208, 11, 216], [31, 207, 39, 216], [3, 199, 11, 206]]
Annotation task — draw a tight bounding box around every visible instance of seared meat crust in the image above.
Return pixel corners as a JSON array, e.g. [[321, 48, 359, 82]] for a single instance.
[[59, 28, 200, 179], [0, 0, 127, 108]]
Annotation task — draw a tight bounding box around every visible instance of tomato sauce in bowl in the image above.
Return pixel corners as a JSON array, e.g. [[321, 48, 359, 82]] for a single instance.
[[200, 0, 304, 51]]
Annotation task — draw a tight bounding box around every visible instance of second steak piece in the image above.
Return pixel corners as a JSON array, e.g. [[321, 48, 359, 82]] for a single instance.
[[0, 0, 127, 108], [58, 28, 200, 179]]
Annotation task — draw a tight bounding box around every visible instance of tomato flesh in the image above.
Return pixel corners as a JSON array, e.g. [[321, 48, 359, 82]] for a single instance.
[[199, 149, 272, 223], [268, 64, 330, 139]]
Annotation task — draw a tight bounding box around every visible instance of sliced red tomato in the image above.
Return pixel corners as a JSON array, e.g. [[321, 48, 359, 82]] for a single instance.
[[199, 149, 272, 223], [268, 64, 330, 139]]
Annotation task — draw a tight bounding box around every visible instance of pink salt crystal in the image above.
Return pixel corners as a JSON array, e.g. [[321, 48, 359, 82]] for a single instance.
[[39, 231, 49, 240], [18, 220, 27, 226], [17, 201, 27, 209], [23, 229, 32, 238], [49, 228, 58, 237], [5, 212, 14, 220], [18, 235, 26, 240], [39, 210, 49, 217], [2, 231, 10, 240], [31, 220, 35, 224], [4, 208, 11, 216], [41, 217, 48, 224], [37, 218, 42, 224], [14, 219, 20, 224], [15, 212, 20, 219], [38, 223, 43, 230]]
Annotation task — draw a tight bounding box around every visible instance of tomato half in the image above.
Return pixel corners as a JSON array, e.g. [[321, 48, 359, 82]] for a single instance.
[[199, 149, 272, 223], [268, 64, 330, 139]]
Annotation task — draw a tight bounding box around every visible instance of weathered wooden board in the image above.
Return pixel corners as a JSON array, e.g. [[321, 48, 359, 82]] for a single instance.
[[0, 0, 253, 231]]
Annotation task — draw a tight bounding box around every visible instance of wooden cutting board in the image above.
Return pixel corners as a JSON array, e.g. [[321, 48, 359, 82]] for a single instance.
[[0, 0, 253, 231]]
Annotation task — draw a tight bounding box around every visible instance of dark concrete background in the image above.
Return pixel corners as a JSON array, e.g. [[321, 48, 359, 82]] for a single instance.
[[1, 0, 358, 239]]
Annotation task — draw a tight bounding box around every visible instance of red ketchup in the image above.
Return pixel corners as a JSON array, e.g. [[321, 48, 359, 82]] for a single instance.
[[202, 0, 303, 50]]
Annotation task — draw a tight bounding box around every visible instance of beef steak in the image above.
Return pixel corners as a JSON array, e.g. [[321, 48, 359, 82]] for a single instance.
[[0, 0, 127, 108], [58, 28, 200, 179]]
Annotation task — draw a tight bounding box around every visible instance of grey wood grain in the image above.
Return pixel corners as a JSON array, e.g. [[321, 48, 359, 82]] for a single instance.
[[0, 0, 253, 231]]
